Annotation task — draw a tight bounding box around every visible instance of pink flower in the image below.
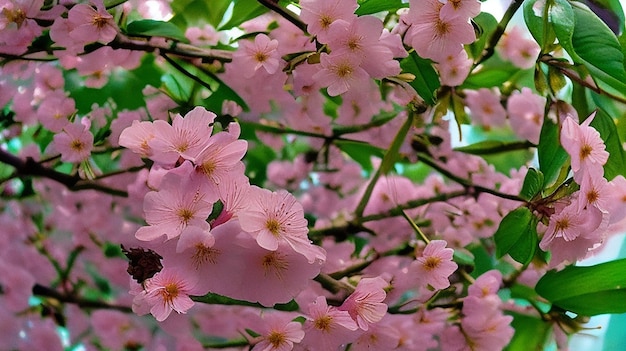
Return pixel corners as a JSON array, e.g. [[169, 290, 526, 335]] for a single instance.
[[252, 313, 305, 351], [299, 0, 357, 43], [404, 0, 476, 62], [135, 164, 216, 242], [468, 270, 502, 298], [149, 106, 217, 166], [435, 49, 472, 86], [313, 52, 370, 96], [411, 240, 458, 290], [560, 113, 608, 181], [461, 296, 515, 351], [52, 118, 94, 163], [136, 268, 199, 321], [464, 88, 507, 128], [439, 0, 481, 20], [228, 239, 323, 306], [190, 131, 248, 195], [339, 276, 388, 331], [302, 296, 359, 350], [540, 201, 603, 247], [233, 34, 281, 78], [507, 87, 546, 144], [36, 91, 75, 132], [239, 187, 326, 263], [498, 26, 540, 69], [119, 120, 157, 158], [67, 0, 117, 45]]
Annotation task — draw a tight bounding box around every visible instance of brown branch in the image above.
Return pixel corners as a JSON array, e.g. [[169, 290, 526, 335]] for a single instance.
[[0, 149, 128, 197], [257, 0, 308, 34], [32, 283, 132, 313]]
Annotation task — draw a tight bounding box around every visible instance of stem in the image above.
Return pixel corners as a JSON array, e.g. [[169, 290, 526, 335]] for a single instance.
[[257, 0, 308, 34], [160, 53, 215, 92], [401, 210, 430, 243], [111, 34, 233, 63], [474, 0, 524, 66], [354, 111, 415, 218]]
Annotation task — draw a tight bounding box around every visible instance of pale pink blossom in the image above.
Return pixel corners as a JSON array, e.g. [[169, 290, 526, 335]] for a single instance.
[[51, 118, 94, 163], [541, 201, 603, 246], [467, 270, 502, 298], [461, 295, 515, 351], [498, 26, 540, 69], [507, 87, 546, 144], [149, 106, 217, 166], [313, 52, 370, 96], [239, 187, 326, 263], [412, 240, 458, 290], [339, 276, 388, 331], [436, 49, 473, 86], [135, 164, 216, 241], [299, 0, 357, 43], [233, 34, 281, 78], [230, 239, 323, 306], [439, 0, 481, 20], [252, 313, 305, 351], [464, 88, 507, 128], [185, 24, 221, 46], [119, 120, 157, 158], [560, 113, 608, 181], [404, 0, 476, 62], [302, 296, 359, 350], [36, 91, 75, 132], [136, 268, 199, 321], [67, 0, 118, 45]]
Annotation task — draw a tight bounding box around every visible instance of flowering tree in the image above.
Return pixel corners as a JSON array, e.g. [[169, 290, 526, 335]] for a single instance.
[[2, 0, 626, 349]]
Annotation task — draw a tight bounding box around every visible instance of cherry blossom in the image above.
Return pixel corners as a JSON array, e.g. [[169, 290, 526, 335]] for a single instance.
[[339, 276, 388, 331]]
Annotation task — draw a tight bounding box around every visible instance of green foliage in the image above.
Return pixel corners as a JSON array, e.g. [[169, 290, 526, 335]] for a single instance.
[[335, 140, 385, 172], [519, 168, 544, 201], [505, 313, 552, 351], [170, 0, 231, 28], [536, 258, 626, 316], [355, 0, 407, 16], [537, 118, 568, 187], [125, 20, 189, 42], [494, 207, 538, 265], [589, 109, 626, 180], [469, 12, 498, 59], [220, 0, 269, 30], [399, 52, 440, 106]]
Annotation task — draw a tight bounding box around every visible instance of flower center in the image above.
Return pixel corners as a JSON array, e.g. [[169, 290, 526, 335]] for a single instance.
[[71, 139, 85, 152], [314, 315, 333, 332], [580, 144, 593, 160], [265, 218, 282, 236], [267, 331, 286, 348], [192, 244, 220, 268], [423, 256, 442, 270]]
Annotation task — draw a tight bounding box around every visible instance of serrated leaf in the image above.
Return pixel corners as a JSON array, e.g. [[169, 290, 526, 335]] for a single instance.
[[126, 20, 188, 42], [520, 168, 544, 200], [355, 0, 407, 15], [494, 207, 536, 265], [538, 118, 568, 186], [399, 52, 440, 105], [536, 258, 626, 316]]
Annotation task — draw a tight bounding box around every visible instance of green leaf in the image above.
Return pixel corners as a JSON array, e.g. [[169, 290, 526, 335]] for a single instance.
[[469, 12, 498, 60], [454, 140, 533, 155], [537, 118, 568, 186], [170, 0, 231, 28], [461, 63, 519, 89], [505, 313, 552, 351], [494, 207, 537, 265], [355, 0, 407, 16], [335, 140, 385, 172], [524, 0, 556, 50], [192, 292, 299, 311], [549, 0, 576, 56], [220, 0, 268, 30], [399, 52, 440, 106], [519, 168, 544, 201], [126, 20, 188, 42], [568, 2, 626, 97], [589, 109, 626, 180], [452, 248, 475, 267], [536, 258, 626, 316]]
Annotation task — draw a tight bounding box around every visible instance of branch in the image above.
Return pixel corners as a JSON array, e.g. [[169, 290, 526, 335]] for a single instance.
[[0, 149, 129, 197], [110, 33, 233, 63], [474, 0, 524, 66], [257, 0, 308, 34], [32, 283, 132, 313]]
